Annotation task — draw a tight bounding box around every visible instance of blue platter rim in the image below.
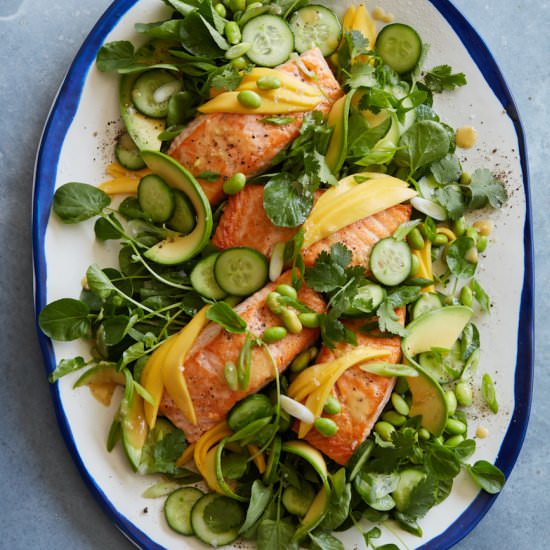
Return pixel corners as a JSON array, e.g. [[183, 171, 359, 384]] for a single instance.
[[32, 0, 534, 548]]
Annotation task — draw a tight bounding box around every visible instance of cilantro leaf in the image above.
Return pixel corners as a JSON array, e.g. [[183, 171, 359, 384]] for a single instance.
[[424, 64, 467, 93], [319, 311, 357, 349], [430, 153, 462, 184], [467, 169, 508, 209], [402, 475, 438, 518], [435, 184, 466, 220], [346, 62, 377, 89], [210, 64, 243, 90], [376, 286, 422, 336], [305, 247, 348, 292]]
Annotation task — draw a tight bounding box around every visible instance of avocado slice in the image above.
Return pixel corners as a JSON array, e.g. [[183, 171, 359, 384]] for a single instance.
[[120, 381, 148, 471], [402, 306, 473, 436], [282, 441, 330, 490], [119, 73, 165, 151], [325, 90, 356, 174], [293, 485, 330, 541], [140, 151, 213, 265]]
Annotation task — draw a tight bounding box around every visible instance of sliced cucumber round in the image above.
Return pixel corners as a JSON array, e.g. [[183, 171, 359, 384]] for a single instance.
[[131, 69, 182, 118], [164, 487, 204, 535], [370, 237, 412, 286], [376, 23, 423, 74], [343, 283, 386, 316], [168, 189, 196, 234], [412, 292, 442, 319], [214, 247, 268, 297], [190, 493, 244, 547], [289, 5, 342, 56], [190, 254, 227, 300], [242, 15, 294, 67], [115, 132, 146, 170], [138, 174, 175, 223]]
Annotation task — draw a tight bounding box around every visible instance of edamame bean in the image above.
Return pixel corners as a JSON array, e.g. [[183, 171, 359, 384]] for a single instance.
[[224, 361, 238, 390], [433, 436, 444, 446], [382, 411, 407, 427], [445, 390, 457, 416], [418, 428, 431, 441], [231, 56, 248, 70], [453, 216, 466, 237], [465, 227, 479, 243], [465, 246, 478, 264], [223, 172, 247, 195], [224, 21, 241, 45], [433, 233, 449, 247], [237, 90, 262, 109], [445, 417, 467, 435], [477, 235, 488, 253], [444, 434, 465, 448], [455, 381, 473, 407], [225, 42, 251, 60], [460, 172, 471, 185], [391, 393, 410, 416], [298, 312, 320, 328], [266, 291, 283, 314], [276, 284, 297, 300], [460, 285, 473, 307], [374, 421, 396, 442], [257, 75, 282, 90], [314, 417, 338, 437], [230, 0, 246, 11], [407, 227, 425, 250], [262, 326, 287, 343], [409, 253, 420, 277], [280, 308, 302, 334], [323, 395, 342, 415], [214, 2, 227, 17], [394, 377, 409, 394], [290, 349, 311, 373]]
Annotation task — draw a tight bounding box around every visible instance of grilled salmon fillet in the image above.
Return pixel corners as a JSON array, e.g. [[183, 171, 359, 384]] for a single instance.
[[159, 272, 326, 442], [213, 184, 412, 264], [302, 315, 404, 465], [167, 48, 343, 205]]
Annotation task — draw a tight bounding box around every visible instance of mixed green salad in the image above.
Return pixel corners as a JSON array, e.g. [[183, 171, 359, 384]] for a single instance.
[[39, 0, 508, 548]]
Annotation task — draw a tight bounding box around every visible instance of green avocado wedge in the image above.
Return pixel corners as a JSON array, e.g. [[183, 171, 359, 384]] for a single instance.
[[120, 374, 148, 471], [325, 90, 356, 175], [140, 151, 213, 265], [402, 306, 473, 436], [120, 73, 165, 151]]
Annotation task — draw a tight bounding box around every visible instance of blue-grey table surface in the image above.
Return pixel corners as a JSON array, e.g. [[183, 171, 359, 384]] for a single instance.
[[0, 0, 547, 548]]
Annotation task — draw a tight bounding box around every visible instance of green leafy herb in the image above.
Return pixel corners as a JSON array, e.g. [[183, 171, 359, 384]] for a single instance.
[[446, 236, 477, 278], [53, 182, 110, 224], [393, 219, 422, 241], [481, 373, 499, 413], [467, 169, 508, 209], [470, 279, 491, 313], [309, 531, 345, 550], [239, 481, 273, 534], [96, 41, 135, 72], [39, 298, 91, 341], [430, 153, 462, 184], [376, 286, 422, 336], [210, 64, 243, 91], [435, 184, 466, 220], [48, 356, 87, 382], [424, 65, 467, 93], [257, 519, 298, 550], [206, 302, 247, 334], [466, 460, 505, 494]]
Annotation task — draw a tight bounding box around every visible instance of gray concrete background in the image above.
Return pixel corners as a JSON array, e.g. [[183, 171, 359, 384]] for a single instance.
[[0, 0, 547, 548]]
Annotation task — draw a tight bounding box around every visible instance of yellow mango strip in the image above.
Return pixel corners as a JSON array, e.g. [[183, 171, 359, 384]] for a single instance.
[[413, 241, 435, 293], [289, 346, 390, 402], [302, 176, 416, 249], [352, 4, 377, 49], [175, 442, 196, 467], [162, 306, 210, 426], [99, 162, 151, 196], [106, 162, 151, 179], [297, 347, 390, 438], [239, 68, 323, 97], [198, 88, 323, 115], [194, 422, 232, 492], [436, 226, 457, 243], [141, 339, 175, 429], [247, 444, 266, 474]]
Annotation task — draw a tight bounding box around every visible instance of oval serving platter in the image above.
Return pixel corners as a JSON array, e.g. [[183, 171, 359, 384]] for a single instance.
[[33, 0, 533, 548]]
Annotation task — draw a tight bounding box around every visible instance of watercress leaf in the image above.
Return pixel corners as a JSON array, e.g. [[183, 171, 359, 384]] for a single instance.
[[53, 182, 110, 223], [165, 0, 201, 16], [435, 184, 466, 220], [425, 444, 461, 480], [239, 480, 273, 534], [470, 278, 491, 313], [199, 14, 229, 50], [86, 264, 116, 300], [348, 110, 392, 158], [415, 104, 439, 122], [263, 173, 313, 228], [179, 10, 223, 58], [430, 153, 461, 184], [424, 64, 467, 93], [94, 214, 124, 241], [206, 302, 247, 334], [467, 168, 508, 210], [375, 545, 401, 550], [39, 298, 91, 341], [445, 236, 477, 278], [396, 120, 451, 174], [363, 526, 381, 545], [355, 145, 399, 167], [466, 460, 505, 494], [481, 373, 499, 413], [101, 316, 130, 346], [135, 19, 182, 40], [257, 519, 298, 550], [48, 356, 87, 382], [96, 41, 135, 72], [394, 512, 423, 537], [120, 341, 145, 369], [453, 439, 476, 462], [318, 481, 351, 531], [309, 531, 345, 550]]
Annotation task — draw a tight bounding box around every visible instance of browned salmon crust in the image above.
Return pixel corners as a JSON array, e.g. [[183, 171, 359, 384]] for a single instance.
[[302, 314, 404, 465], [159, 272, 326, 442], [213, 184, 412, 265], [167, 48, 343, 205]]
